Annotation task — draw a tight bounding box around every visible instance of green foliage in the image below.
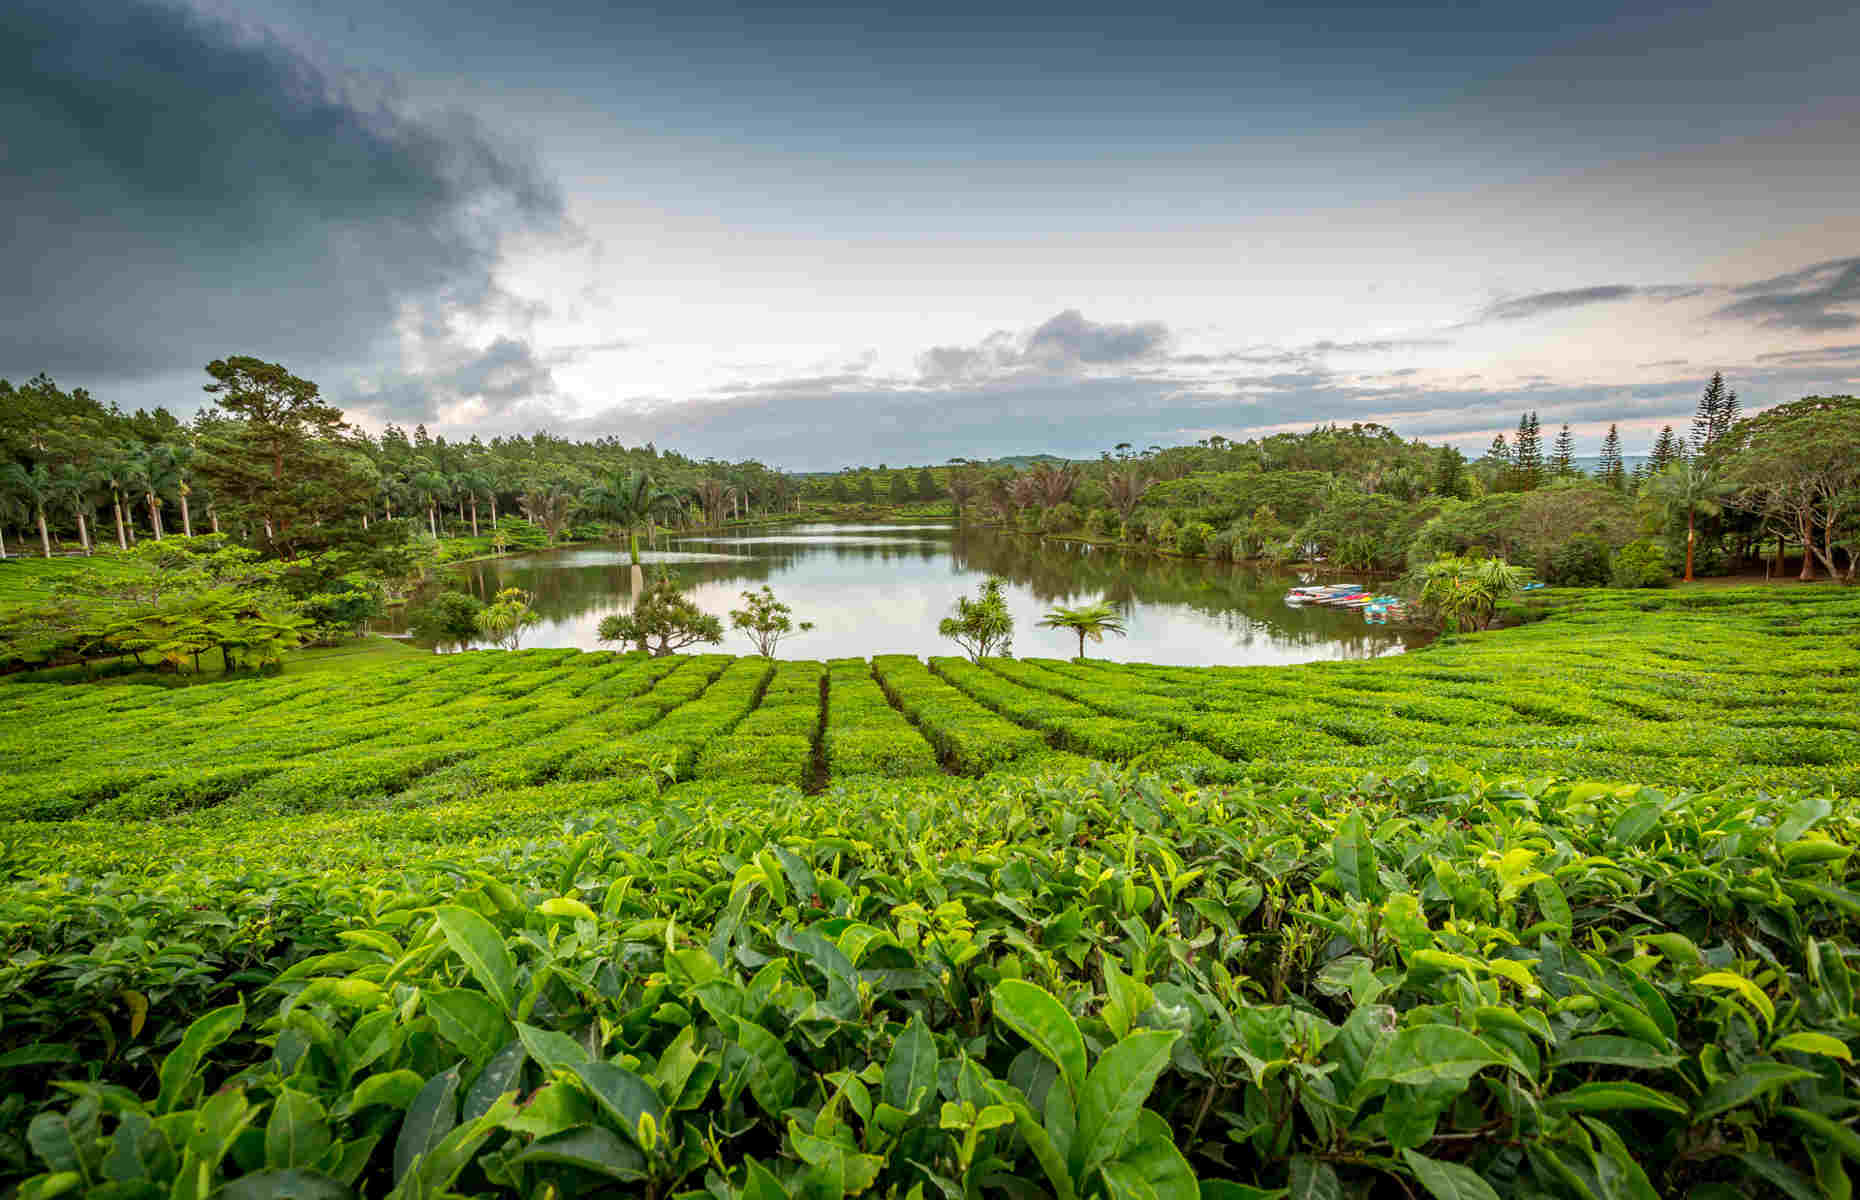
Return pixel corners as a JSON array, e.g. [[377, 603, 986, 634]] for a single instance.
[[729, 586, 815, 658], [937, 576, 1014, 662], [597, 571, 724, 656], [1036, 600, 1129, 660], [1, 590, 1859, 1196], [474, 587, 542, 651], [1545, 533, 1612, 587], [1174, 521, 1214, 557], [1416, 555, 1530, 632], [408, 590, 485, 651], [1610, 541, 1670, 588]]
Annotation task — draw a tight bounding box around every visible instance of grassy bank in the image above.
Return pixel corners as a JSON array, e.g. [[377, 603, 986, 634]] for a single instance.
[[1, 586, 1856, 1197]]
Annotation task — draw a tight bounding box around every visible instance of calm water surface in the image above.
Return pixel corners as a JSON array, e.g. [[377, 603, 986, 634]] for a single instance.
[[388, 522, 1425, 666]]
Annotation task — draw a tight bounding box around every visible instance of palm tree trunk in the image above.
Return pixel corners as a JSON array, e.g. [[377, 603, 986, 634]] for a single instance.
[[76, 509, 90, 554], [37, 507, 51, 557], [362, 512, 369, 530], [490, 496, 498, 529], [180, 493, 193, 537], [1683, 509, 1696, 582], [1077, 629, 1087, 659], [112, 494, 127, 549], [629, 527, 641, 565], [469, 498, 479, 537], [147, 494, 162, 540], [210, 506, 220, 534], [0, 524, 7, 558], [428, 505, 438, 539]]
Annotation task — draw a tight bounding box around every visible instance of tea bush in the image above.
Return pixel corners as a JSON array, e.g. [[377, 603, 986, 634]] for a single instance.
[[1, 586, 1857, 1197]]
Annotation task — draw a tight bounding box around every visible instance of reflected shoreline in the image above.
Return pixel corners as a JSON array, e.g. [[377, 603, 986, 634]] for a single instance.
[[380, 521, 1427, 665]]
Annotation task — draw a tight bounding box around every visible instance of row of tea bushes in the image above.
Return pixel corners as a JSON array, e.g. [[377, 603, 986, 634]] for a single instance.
[[821, 658, 943, 781], [871, 654, 1047, 773], [2, 765, 1857, 1197], [697, 661, 824, 786]]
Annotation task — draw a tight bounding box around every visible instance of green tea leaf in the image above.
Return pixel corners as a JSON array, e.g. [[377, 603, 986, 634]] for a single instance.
[[573, 1060, 667, 1151], [265, 1089, 332, 1169], [155, 999, 244, 1114], [1098, 1109, 1197, 1200], [393, 1063, 462, 1185], [511, 1125, 648, 1181], [1544, 1081, 1688, 1116], [434, 906, 517, 1016], [425, 988, 510, 1066], [882, 1013, 938, 1114], [992, 980, 1087, 1098], [1695, 1062, 1817, 1119], [1402, 1148, 1502, 1200], [1070, 1029, 1179, 1181], [1776, 794, 1833, 844], [1333, 811, 1378, 901], [1773, 1032, 1855, 1064]]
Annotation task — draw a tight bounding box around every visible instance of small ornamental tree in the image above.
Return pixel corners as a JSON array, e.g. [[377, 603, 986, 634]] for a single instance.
[[1415, 555, 1529, 632], [729, 586, 814, 658], [1037, 600, 1128, 659], [598, 570, 723, 656], [474, 587, 542, 651], [938, 576, 1013, 662], [409, 590, 483, 652]]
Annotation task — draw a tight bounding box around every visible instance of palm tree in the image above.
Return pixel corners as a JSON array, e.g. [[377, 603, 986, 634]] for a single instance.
[[100, 448, 132, 549], [694, 478, 735, 527], [457, 469, 493, 537], [50, 463, 95, 554], [409, 467, 449, 538], [170, 444, 196, 537], [1417, 555, 1529, 632], [0, 462, 56, 557], [584, 469, 677, 564], [1037, 600, 1129, 659], [1103, 464, 1152, 527], [1644, 463, 1737, 583]]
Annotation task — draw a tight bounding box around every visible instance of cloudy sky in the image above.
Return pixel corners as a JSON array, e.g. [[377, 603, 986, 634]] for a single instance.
[[5, 0, 1858, 468]]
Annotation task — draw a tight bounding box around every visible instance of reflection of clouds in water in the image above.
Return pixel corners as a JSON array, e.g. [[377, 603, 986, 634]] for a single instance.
[[390, 524, 1423, 665]]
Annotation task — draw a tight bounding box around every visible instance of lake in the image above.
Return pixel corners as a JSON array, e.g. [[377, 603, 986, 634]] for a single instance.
[[387, 521, 1425, 665]]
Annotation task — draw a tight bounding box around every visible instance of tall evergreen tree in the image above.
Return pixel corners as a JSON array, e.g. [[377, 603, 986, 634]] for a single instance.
[[1715, 388, 1741, 443], [1513, 411, 1544, 489], [1598, 424, 1625, 491], [1482, 434, 1512, 490], [1550, 424, 1576, 476], [1648, 425, 1682, 475], [1691, 372, 1726, 455]]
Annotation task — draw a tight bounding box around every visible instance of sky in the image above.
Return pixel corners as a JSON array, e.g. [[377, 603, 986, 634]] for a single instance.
[[4, 0, 1858, 469]]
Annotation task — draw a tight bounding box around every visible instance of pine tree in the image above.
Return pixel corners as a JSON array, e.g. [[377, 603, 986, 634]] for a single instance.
[[1648, 425, 1682, 474], [1513, 411, 1544, 489], [1483, 433, 1512, 489], [1715, 389, 1741, 443], [1688, 372, 1726, 455], [1550, 424, 1576, 476], [1432, 445, 1468, 499], [1598, 424, 1625, 491]]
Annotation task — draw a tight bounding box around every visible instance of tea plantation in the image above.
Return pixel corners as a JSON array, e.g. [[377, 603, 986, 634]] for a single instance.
[[2, 587, 1857, 1198]]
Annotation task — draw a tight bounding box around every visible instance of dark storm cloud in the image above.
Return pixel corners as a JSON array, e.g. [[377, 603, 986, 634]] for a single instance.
[[917, 310, 1168, 381], [0, 0, 562, 393], [1716, 256, 1860, 332]]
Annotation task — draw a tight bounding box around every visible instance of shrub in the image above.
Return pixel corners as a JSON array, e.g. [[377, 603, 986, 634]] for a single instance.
[[1092, 508, 1121, 537], [1155, 517, 1179, 546], [1040, 502, 1079, 533], [1612, 539, 1671, 588], [1545, 533, 1613, 587], [1175, 521, 1215, 557], [1209, 526, 1240, 561]]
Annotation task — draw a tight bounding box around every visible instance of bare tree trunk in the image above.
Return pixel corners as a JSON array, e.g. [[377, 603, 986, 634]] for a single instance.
[[76, 510, 90, 554], [180, 493, 193, 537], [1683, 509, 1695, 582], [0, 523, 8, 558], [1799, 515, 1817, 580], [210, 506, 220, 534], [147, 495, 163, 540], [112, 495, 127, 549], [362, 512, 369, 530], [37, 508, 51, 557]]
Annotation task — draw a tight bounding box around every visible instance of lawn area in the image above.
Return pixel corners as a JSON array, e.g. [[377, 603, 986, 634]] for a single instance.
[[1, 586, 1856, 1198]]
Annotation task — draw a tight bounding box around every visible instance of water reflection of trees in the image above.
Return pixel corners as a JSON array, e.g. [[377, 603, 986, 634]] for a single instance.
[[396, 528, 1421, 657], [948, 528, 1422, 653]]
